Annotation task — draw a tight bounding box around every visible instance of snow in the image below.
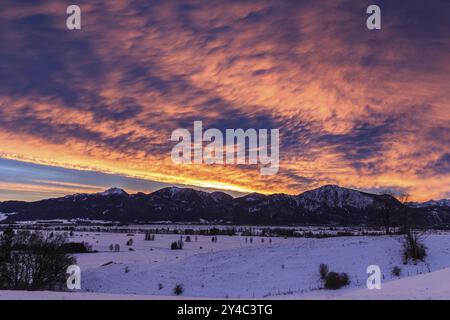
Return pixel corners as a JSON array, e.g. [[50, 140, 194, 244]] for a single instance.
[[62, 231, 450, 298], [408, 199, 450, 208], [78, 234, 450, 298], [2, 267, 450, 300], [11, 219, 117, 225], [98, 188, 127, 196], [164, 186, 180, 197], [0, 290, 187, 300], [299, 185, 374, 210], [1, 229, 450, 299], [0, 212, 16, 222], [299, 267, 450, 300]]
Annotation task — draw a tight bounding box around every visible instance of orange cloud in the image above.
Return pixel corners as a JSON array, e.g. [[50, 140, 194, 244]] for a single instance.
[[0, 0, 449, 201]]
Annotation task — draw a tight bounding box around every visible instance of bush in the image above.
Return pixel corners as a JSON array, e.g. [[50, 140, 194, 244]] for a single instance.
[[126, 238, 134, 246], [324, 272, 350, 290], [319, 263, 329, 280], [391, 266, 401, 277], [144, 233, 155, 241], [59, 242, 93, 253], [403, 230, 427, 263], [171, 240, 183, 250], [185, 236, 191, 242], [173, 284, 184, 295]]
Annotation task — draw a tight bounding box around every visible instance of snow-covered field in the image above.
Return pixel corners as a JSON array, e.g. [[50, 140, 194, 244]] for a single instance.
[[307, 267, 450, 300], [1, 229, 450, 299], [3, 267, 450, 300]]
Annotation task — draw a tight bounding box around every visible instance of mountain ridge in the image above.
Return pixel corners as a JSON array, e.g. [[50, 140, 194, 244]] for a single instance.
[[1, 185, 449, 227]]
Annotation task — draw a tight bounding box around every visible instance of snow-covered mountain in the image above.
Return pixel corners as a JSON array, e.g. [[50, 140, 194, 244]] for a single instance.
[[232, 185, 406, 225], [98, 187, 128, 197], [407, 199, 450, 208], [405, 199, 450, 227], [298, 185, 374, 210], [0, 185, 448, 227]]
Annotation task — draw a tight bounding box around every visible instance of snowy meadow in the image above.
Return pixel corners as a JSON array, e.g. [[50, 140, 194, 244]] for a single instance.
[[1, 225, 450, 299]]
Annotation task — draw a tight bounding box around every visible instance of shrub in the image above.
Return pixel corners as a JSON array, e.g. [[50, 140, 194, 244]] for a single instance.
[[185, 236, 191, 242], [171, 240, 183, 250], [173, 284, 184, 295], [403, 230, 427, 263], [59, 242, 93, 253], [391, 266, 401, 277], [324, 272, 350, 290], [144, 233, 155, 241], [319, 263, 329, 280], [126, 238, 134, 246]]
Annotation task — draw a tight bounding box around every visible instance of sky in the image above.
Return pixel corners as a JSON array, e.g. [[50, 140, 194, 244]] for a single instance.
[[0, 0, 449, 202]]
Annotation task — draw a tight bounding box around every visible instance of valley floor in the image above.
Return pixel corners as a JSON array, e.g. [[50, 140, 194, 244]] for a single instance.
[[1, 230, 450, 299], [2, 267, 450, 300]]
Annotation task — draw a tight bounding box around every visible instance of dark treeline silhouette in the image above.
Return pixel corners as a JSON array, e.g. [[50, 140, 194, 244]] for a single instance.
[[0, 229, 76, 290]]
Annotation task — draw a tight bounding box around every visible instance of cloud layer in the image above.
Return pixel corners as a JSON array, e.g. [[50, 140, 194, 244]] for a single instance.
[[0, 0, 449, 201]]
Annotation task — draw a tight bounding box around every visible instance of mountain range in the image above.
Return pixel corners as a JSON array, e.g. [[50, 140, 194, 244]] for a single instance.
[[1, 185, 449, 227]]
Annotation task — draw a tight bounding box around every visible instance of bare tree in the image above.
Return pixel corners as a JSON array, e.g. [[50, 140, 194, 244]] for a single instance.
[[0, 230, 76, 290], [376, 190, 410, 234], [403, 228, 427, 263]]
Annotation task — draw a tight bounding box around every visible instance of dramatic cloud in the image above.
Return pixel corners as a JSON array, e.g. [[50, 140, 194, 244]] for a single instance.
[[0, 0, 449, 201]]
